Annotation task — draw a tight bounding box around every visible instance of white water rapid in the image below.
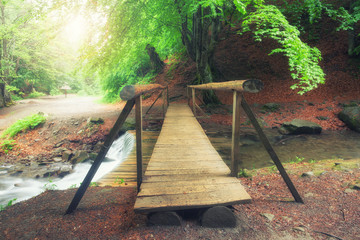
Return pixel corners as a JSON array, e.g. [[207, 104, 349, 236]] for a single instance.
[[0, 132, 134, 206]]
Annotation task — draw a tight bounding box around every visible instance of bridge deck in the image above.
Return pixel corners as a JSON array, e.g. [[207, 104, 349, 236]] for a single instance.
[[134, 104, 251, 213]]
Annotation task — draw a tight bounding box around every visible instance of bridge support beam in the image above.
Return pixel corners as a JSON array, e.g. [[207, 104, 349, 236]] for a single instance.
[[135, 96, 143, 192]]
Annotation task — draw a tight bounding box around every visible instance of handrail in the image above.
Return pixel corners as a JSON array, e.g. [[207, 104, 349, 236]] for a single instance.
[[187, 79, 303, 203], [120, 84, 166, 101], [188, 79, 263, 93], [66, 83, 167, 214]]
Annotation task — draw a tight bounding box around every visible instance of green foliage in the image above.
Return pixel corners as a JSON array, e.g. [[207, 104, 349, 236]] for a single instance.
[[0, 139, 17, 154], [69, 184, 78, 189], [80, 0, 184, 101], [43, 178, 57, 191], [89, 182, 99, 187], [289, 156, 305, 164], [242, 5, 325, 95], [238, 168, 252, 178], [25, 91, 46, 99], [1, 113, 46, 139], [50, 88, 62, 96], [114, 177, 125, 185], [0, 198, 17, 211]]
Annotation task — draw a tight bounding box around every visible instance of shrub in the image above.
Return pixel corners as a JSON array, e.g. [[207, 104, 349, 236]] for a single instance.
[[1, 113, 46, 139], [25, 91, 46, 99]]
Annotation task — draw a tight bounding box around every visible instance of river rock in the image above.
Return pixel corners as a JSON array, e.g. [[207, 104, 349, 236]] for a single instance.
[[262, 103, 280, 112], [122, 118, 136, 131], [280, 119, 322, 134], [338, 106, 360, 132], [72, 150, 89, 164], [87, 117, 104, 124], [62, 150, 73, 162]]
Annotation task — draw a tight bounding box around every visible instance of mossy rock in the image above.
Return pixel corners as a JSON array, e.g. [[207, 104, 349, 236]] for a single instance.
[[262, 103, 280, 112], [280, 119, 322, 134], [338, 106, 360, 132]]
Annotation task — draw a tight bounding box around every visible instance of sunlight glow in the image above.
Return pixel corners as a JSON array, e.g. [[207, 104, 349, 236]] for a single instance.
[[64, 14, 88, 45]]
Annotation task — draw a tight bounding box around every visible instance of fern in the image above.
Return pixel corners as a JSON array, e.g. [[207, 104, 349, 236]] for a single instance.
[[1, 113, 46, 139], [241, 5, 325, 95]]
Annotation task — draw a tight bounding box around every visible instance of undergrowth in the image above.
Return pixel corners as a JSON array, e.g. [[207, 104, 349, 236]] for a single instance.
[[1, 113, 46, 139], [0, 198, 17, 211]]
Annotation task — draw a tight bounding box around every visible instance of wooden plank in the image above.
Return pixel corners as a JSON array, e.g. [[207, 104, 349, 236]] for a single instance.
[[98, 131, 159, 188], [134, 186, 251, 213], [134, 104, 251, 213], [141, 176, 240, 187], [144, 168, 230, 176], [138, 182, 248, 197]]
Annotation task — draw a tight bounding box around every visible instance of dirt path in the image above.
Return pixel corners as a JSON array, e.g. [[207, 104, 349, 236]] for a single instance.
[[0, 95, 122, 130]]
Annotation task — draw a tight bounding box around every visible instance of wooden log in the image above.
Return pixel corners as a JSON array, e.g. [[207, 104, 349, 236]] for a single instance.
[[120, 84, 166, 101], [188, 79, 263, 93], [201, 206, 237, 228]]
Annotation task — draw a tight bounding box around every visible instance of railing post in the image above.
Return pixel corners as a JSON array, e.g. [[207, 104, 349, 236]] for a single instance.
[[192, 88, 196, 117], [231, 91, 241, 177], [162, 89, 166, 119], [166, 86, 169, 107], [135, 96, 143, 192]]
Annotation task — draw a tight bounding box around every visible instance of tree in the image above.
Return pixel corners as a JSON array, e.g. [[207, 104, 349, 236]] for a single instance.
[[82, 0, 326, 101]]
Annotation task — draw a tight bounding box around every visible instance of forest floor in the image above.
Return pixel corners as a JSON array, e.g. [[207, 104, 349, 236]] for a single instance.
[[1, 18, 360, 239]]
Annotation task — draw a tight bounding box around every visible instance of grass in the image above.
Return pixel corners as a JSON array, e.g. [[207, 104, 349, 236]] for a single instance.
[[0, 198, 17, 211], [1, 113, 46, 139], [0, 139, 17, 154]]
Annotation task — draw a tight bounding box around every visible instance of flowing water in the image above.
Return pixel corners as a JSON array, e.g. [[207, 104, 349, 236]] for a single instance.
[[1, 128, 359, 207], [207, 129, 360, 169], [0, 132, 134, 206]]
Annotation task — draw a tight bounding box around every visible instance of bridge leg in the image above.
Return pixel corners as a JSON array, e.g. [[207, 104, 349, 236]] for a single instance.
[[135, 96, 143, 192], [240, 95, 304, 203], [231, 91, 241, 177], [65, 99, 136, 214]]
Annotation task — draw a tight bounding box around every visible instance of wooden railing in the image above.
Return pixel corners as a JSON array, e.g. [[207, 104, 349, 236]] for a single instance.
[[188, 79, 303, 203], [66, 84, 167, 214]]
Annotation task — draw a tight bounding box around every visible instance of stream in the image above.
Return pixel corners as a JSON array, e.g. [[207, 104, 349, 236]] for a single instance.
[[1, 128, 359, 207], [207, 129, 360, 169], [0, 132, 134, 206]]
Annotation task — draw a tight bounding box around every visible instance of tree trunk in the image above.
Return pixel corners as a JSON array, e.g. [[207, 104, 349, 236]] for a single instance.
[[178, 4, 223, 104], [146, 44, 164, 73], [0, 82, 11, 107], [348, 0, 359, 56]]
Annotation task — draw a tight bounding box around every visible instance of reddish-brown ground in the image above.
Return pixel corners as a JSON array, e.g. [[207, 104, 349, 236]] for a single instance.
[[1, 14, 360, 240], [1, 165, 359, 239]]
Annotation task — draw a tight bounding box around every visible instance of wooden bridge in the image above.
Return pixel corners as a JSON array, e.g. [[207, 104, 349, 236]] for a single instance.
[[65, 80, 303, 217], [134, 103, 250, 213]]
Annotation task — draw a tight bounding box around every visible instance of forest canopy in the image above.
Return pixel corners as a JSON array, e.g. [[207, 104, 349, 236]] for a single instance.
[[0, 0, 359, 105]]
